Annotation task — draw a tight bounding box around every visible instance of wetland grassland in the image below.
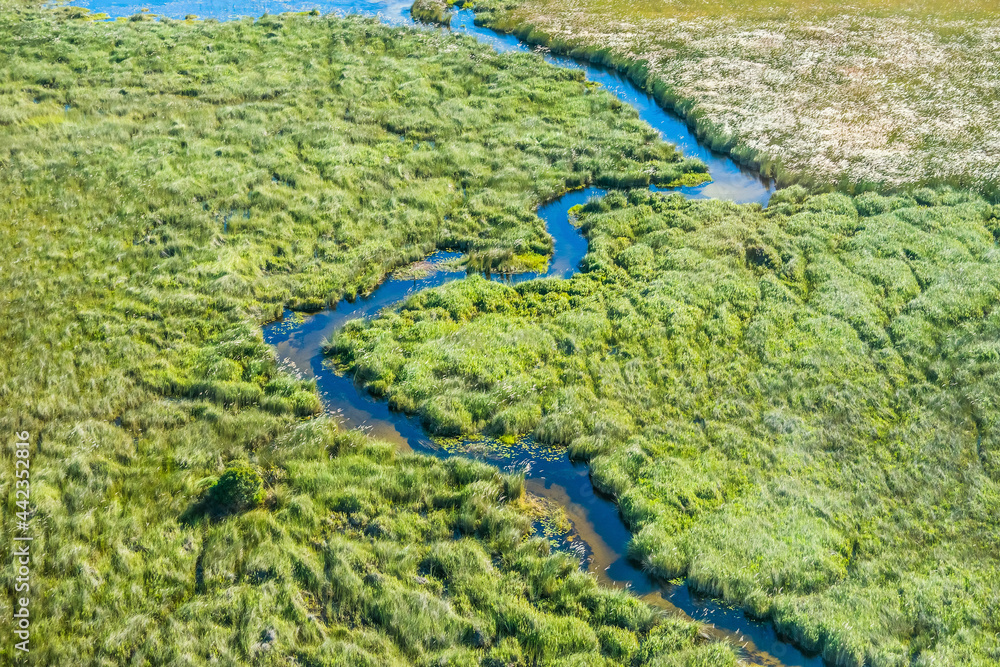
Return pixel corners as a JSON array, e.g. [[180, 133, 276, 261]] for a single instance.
[[333, 187, 1000, 666], [0, 5, 723, 664], [430, 0, 1000, 196]]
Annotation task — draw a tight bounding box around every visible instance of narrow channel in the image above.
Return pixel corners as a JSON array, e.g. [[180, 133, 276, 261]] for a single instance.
[[77, 0, 812, 661]]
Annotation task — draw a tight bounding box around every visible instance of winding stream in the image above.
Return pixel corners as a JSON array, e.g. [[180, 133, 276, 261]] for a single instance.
[[261, 190, 820, 667], [74, 0, 823, 662]]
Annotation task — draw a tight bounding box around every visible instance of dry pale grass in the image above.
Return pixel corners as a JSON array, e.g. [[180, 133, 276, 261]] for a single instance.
[[475, 0, 1000, 194]]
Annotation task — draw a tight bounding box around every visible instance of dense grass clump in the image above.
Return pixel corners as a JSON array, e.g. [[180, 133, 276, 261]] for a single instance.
[[333, 188, 1000, 666], [0, 4, 725, 664], [411, 0, 453, 26], [210, 464, 266, 514]]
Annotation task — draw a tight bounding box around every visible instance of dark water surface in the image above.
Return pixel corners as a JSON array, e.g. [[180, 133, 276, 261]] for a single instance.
[[73, 0, 820, 662]]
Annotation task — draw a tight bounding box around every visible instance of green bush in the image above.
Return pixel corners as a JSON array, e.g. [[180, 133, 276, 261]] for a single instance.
[[210, 464, 266, 514]]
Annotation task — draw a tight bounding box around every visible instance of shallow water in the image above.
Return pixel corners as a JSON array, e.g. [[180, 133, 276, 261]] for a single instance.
[[74, 0, 817, 661], [75, 0, 413, 22]]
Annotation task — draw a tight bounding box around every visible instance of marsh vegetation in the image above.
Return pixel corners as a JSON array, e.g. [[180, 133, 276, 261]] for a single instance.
[[0, 5, 727, 663], [3, 0, 998, 664], [453, 0, 1000, 196], [333, 187, 1000, 666]]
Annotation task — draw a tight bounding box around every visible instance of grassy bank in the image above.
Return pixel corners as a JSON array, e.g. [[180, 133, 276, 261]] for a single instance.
[[332, 188, 1000, 666], [0, 5, 729, 663], [448, 0, 1000, 196]]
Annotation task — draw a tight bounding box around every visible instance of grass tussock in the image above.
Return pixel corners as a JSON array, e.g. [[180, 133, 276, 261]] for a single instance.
[[0, 4, 727, 663], [411, 0, 453, 26], [334, 187, 1000, 666]]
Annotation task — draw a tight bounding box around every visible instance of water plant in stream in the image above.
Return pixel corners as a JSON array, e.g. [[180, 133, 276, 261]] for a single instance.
[[0, 4, 733, 663], [331, 187, 1000, 666]]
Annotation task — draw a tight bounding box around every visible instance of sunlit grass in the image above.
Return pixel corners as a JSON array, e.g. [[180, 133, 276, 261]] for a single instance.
[[464, 0, 1000, 195], [579, 0, 999, 20]]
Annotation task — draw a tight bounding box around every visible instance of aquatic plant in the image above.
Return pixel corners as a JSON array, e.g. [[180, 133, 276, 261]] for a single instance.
[[334, 187, 1000, 666]]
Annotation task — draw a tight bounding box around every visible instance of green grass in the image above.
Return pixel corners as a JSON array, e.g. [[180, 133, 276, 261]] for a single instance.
[[333, 187, 1000, 666], [0, 5, 729, 664], [457, 0, 1000, 196]]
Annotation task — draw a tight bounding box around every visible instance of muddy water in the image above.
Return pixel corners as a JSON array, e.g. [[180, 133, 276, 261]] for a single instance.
[[77, 0, 814, 661]]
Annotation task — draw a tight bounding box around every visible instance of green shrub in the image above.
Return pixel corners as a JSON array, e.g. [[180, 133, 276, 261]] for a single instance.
[[210, 464, 266, 514]]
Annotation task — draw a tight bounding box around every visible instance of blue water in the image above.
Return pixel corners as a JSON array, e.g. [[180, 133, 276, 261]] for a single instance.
[[70, 0, 815, 661], [74, 0, 414, 23]]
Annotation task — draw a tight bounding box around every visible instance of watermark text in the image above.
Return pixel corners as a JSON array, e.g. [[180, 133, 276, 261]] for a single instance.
[[12, 430, 31, 654]]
